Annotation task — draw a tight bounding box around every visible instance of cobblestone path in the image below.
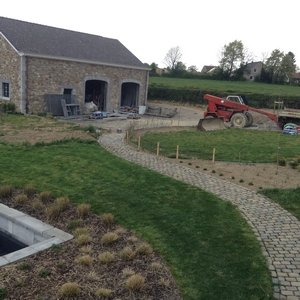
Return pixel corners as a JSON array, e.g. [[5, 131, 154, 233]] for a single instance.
[[99, 132, 300, 300]]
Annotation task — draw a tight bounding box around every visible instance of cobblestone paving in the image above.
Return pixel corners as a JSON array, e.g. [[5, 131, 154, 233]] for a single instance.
[[99, 132, 300, 300]]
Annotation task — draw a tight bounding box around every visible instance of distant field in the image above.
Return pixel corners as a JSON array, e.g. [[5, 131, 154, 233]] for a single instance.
[[150, 77, 300, 97]]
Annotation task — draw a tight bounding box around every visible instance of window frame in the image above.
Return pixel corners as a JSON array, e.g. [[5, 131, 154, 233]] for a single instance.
[[1, 81, 10, 100]]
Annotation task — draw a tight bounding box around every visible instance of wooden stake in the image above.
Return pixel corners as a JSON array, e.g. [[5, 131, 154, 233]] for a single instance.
[[176, 145, 179, 160], [137, 136, 141, 151], [212, 147, 216, 163], [156, 142, 160, 156]]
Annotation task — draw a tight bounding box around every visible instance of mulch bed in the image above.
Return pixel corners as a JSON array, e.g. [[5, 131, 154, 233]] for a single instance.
[[0, 189, 181, 300]]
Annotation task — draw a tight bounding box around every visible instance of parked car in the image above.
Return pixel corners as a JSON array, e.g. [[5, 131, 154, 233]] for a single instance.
[[282, 123, 300, 135]]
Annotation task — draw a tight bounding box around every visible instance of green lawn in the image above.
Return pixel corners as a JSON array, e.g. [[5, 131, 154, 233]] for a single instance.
[[150, 77, 300, 97], [262, 188, 300, 220], [135, 128, 300, 163], [0, 139, 272, 299]]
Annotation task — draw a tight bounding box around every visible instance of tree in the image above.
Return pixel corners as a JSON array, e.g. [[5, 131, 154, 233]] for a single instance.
[[264, 49, 284, 83], [164, 46, 182, 70], [149, 62, 158, 76], [280, 52, 296, 82], [219, 40, 245, 78], [187, 65, 198, 73], [172, 61, 187, 76]]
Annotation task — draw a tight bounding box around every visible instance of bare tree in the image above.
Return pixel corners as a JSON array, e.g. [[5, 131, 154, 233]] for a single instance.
[[164, 46, 182, 70]]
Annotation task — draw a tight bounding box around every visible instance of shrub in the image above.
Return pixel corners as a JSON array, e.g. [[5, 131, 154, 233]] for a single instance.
[[150, 262, 163, 271], [0, 102, 16, 113], [17, 262, 33, 271], [23, 184, 36, 197], [95, 288, 113, 298], [101, 232, 119, 245], [135, 242, 153, 256], [59, 282, 80, 298], [54, 196, 70, 211], [75, 234, 92, 246], [122, 267, 135, 277], [67, 219, 83, 231], [75, 255, 93, 266], [46, 204, 62, 220], [77, 203, 91, 218], [126, 274, 145, 291], [98, 251, 115, 264], [289, 160, 299, 169], [101, 213, 114, 225], [73, 227, 90, 237], [38, 191, 52, 203], [14, 193, 28, 204], [0, 185, 13, 198], [239, 179, 244, 183], [79, 245, 93, 254], [278, 158, 286, 166], [119, 246, 135, 260], [31, 199, 45, 211], [38, 267, 51, 278]]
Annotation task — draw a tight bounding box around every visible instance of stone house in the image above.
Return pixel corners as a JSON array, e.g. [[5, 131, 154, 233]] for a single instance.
[[0, 16, 149, 115], [243, 61, 263, 81]]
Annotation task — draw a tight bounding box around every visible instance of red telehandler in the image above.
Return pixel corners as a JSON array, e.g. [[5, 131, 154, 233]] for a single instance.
[[198, 94, 300, 131]]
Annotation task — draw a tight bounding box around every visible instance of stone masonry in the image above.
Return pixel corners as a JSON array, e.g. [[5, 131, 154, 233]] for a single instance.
[[26, 57, 148, 114], [0, 34, 21, 110], [99, 131, 300, 300]]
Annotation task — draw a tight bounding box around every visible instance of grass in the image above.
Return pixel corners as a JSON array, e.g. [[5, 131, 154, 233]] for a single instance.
[[135, 128, 300, 163], [0, 139, 273, 299], [150, 77, 300, 97], [262, 188, 300, 220]]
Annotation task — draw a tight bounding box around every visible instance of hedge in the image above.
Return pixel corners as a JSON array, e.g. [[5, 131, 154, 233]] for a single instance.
[[148, 87, 300, 109]]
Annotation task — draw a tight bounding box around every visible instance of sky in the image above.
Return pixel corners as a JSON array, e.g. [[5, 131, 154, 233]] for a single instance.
[[2, 0, 299, 71]]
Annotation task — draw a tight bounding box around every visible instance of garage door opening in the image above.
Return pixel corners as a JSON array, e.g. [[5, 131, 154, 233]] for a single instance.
[[85, 80, 107, 111], [121, 82, 139, 107]]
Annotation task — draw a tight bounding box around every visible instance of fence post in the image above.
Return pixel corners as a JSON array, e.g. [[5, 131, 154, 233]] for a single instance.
[[156, 142, 160, 156], [126, 131, 129, 143], [176, 145, 179, 160], [137, 136, 141, 151], [212, 147, 216, 163]]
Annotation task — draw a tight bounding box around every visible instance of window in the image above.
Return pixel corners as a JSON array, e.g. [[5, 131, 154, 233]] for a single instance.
[[63, 88, 72, 95], [253, 68, 256, 73], [2, 82, 10, 98]]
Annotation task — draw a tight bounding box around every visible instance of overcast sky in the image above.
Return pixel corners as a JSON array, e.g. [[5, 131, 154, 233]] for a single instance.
[[2, 0, 299, 71]]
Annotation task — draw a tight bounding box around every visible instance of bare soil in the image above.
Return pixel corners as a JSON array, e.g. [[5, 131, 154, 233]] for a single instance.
[[0, 189, 180, 300]]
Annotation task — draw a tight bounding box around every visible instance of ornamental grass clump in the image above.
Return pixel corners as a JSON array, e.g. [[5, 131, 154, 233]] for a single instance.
[[77, 203, 91, 218], [119, 246, 135, 260], [98, 251, 115, 264], [135, 242, 153, 256], [101, 213, 114, 225], [95, 288, 113, 298], [75, 234, 92, 246], [0, 185, 13, 198], [14, 193, 28, 205], [126, 274, 145, 291], [59, 282, 80, 298], [101, 232, 119, 245], [75, 255, 93, 266]]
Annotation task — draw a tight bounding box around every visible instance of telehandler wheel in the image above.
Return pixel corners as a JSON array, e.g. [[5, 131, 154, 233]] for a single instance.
[[231, 113, 247, 128], [245, 112, 254, 127]]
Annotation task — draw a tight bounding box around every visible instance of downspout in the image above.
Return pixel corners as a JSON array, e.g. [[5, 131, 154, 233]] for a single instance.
[[19, 54, 27, 114], [144, 69, 149, 106]]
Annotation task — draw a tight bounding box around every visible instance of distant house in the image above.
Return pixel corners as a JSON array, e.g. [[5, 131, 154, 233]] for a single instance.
[[291, 73, 300, 85], [201, 65, 218, 74], [0, 16, 149, 115], [243, 61, 263, 81]]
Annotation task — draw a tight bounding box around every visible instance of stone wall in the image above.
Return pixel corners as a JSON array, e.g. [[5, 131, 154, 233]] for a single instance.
[[26, 57, 148, 114], [0, 34, 21, 111]]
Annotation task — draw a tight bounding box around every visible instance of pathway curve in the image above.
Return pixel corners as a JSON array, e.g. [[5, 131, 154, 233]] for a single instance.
[[99, 132, 300, 300]]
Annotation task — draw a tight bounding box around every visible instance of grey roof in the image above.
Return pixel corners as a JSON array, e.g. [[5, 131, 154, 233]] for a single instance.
[[0, 16, 146, 69]]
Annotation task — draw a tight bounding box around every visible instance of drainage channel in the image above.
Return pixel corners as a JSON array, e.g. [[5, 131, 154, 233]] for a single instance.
[[0, 204, 73, 266]]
